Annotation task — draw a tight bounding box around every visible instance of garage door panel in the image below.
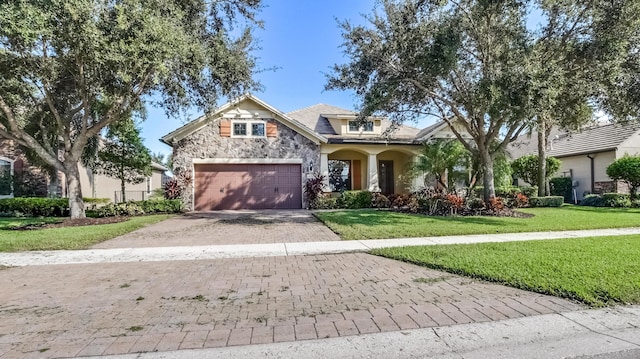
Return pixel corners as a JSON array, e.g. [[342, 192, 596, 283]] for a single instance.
[[194, 163, 301, 210]]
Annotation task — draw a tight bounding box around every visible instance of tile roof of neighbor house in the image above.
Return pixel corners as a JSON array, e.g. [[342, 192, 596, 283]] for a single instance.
[[508, 123, 640, 159], [286, 103, 422, 143]]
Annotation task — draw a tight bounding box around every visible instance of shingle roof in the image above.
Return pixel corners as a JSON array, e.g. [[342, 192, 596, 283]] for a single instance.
[[286, 104, 421, 141], [508, 123, 640, 159], [286, 104, 348, 135]]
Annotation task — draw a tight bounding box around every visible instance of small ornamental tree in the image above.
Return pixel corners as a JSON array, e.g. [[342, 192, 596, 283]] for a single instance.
[[511, 155, 561, 190], [606, 155, 640, 199], [93, 120, 152, 202]]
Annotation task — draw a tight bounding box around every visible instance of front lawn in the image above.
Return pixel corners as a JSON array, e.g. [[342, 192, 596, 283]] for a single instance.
[[372, 235, 640, 306], [0, 215, 172, 252], [315, 206, 640, 240]]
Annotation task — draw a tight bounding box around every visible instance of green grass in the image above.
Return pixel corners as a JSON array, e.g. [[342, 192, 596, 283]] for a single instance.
[[0, 215, 172, 252], [315, 206, 640, 240], [372, 235, 640, 307]]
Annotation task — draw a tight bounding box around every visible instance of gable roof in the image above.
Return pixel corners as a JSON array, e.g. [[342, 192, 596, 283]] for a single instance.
[[286, 104, 421, 143], [160, 94, 327, 146], [508, 123, 640, 159]]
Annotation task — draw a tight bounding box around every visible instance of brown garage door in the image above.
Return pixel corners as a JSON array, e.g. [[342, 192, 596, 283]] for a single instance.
[[194, 164, 302, 210]]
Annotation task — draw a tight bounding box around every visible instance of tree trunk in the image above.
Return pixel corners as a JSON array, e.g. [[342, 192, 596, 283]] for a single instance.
[[537, 118, 547, 197], [64, 162, 85, 218], [480, 149, 496, 204], [121, 177, 126, 202], [47, 169, 59, 198]]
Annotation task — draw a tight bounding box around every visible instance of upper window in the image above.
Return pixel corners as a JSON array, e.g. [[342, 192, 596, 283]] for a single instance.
[[232, 120, 266, 138], [348, 120, 374, 133]]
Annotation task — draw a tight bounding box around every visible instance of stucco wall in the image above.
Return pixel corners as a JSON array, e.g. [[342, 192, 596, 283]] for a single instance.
[[173, 117, 320, 210], [557, 151, 616, 200], [78, 165, 164, 201]]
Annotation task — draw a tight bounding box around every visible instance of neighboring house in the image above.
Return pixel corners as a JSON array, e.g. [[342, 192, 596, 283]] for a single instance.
[[0, 138, 50, 198], [508, 123, 640, 200], [0, 138, 167, 201], [72, 162, 168, 202], [161, 94, 463, 211]]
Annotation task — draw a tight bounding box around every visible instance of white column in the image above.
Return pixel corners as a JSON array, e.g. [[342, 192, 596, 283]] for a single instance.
[[367, 153, 380, 192], [320, 153, 330, 192]]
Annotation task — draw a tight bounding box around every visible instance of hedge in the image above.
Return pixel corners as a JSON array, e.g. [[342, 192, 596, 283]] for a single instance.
[[95, 199, 184, 217], [0, 198, 69, 217], [529, 196, 564, 207]]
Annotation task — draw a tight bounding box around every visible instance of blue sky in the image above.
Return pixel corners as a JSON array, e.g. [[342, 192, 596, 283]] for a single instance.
[[142, 0, 414, 158]]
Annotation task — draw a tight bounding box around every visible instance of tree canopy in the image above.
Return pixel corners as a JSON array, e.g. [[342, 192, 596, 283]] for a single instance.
[[93, 120, 152, 202], [511, 154, 561, 187], [606, 155, 640, 200], [326, 0, 640, 203], [0, 0, 262, 217]]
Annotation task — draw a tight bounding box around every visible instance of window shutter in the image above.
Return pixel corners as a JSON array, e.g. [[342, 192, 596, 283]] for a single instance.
[[352, 160, 361, 190], [219, 120, 231, 137], [266, 122, 277, 137]]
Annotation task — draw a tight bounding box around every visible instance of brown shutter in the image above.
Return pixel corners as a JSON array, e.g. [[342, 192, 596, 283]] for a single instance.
[[219, 120, 231, 137], [352, 160, 361, 190], [266, 122, 277, 137]]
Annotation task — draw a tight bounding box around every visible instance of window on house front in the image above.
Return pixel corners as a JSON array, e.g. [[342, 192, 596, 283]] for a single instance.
[[233, 122, 247, 136], [232, 121, 266, 137], [348, 120, 374, 133], [252, 123, 265, 137], [328, 160, 351, 192], [0, 159, 13, 197]]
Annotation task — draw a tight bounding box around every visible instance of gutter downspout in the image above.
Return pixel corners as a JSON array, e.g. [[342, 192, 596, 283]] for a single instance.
[[586, 154, 595, 194]]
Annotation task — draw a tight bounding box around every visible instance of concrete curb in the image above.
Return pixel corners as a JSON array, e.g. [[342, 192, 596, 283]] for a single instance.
[[2, 227, 640, 267], [82, 306, 640, 359]]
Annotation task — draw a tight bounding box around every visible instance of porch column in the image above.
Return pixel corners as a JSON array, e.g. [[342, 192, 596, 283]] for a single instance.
[[320, 152, 330, 192], [367, 153, 380, 192]]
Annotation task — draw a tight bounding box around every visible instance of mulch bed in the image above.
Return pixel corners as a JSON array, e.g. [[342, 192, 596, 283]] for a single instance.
[[11, 216, 129, 230]]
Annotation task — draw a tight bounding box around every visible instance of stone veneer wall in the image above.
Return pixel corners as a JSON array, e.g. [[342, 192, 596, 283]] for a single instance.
[[173, 117, 320, 210]]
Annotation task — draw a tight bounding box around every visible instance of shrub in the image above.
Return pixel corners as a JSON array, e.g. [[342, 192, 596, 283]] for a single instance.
[[338, 190, 373, 209], [602, 193, 631, 208], [581, 194, 604, 207], [632, 199, 640, 208], [95, 202, 145, 217], [311, 194, 339, 209], [388, 193, 412, 208], [304, 173, 326, 205], [137, 199, 184, 213], [371, 193, 391, 208], [83, 197, 110, 210], [468, 198, 485, 211], [514, 193, 529, 208], [529, 196, 564, 207], [606, 155, 640, 199], [0, 197, 69, 217], [163, 178, 182, 200], [511, 155, 561, 186], [488, 197, 505, 211], [549, 177, 572, 203]]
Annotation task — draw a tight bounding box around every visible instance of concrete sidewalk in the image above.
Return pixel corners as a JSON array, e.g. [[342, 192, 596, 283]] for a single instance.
[[2, 227, 640, 266], [87, 305, 640, 359]]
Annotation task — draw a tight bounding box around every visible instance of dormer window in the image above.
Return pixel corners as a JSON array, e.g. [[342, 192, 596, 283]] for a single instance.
[[232, 120, 266, 138], [348, 120, 374, 133]]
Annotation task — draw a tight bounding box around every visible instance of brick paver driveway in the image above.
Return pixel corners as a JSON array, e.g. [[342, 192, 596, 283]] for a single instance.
[[0, 253, 583, 358], [92, 210, 340, 248]]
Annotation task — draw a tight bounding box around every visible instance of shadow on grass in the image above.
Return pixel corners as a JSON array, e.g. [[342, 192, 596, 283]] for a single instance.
[[318, 209, 531, 228]]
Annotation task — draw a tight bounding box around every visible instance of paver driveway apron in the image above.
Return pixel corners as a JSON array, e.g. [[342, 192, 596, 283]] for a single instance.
[[92, 210, 340, 248], [0, 253, 583, 358]]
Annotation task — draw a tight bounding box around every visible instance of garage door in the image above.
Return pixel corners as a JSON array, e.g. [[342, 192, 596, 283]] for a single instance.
[[194, 164, 302, 210]]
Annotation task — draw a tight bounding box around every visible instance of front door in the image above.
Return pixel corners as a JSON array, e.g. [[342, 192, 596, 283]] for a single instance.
[[378, 160, 394, 195]]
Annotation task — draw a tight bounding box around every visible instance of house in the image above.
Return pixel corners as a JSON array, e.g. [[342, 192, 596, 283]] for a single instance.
[[0, 138, 168, 201], [73, 162, 168, 202], [161, 94, 462, 211], [508, 123, 640, 200]]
